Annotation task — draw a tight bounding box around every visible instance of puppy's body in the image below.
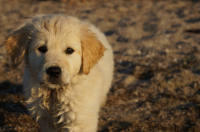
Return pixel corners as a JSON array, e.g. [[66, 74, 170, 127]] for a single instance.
[[5, 15, 113, 132]]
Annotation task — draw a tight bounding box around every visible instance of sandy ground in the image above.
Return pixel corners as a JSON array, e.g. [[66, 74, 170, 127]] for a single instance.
[[0, 0, 200, 131]]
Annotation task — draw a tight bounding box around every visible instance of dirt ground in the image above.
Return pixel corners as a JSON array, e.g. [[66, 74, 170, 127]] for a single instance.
[[0, 0, 200, 131]]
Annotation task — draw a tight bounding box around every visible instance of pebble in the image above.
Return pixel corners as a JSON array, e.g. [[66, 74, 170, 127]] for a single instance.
[[104, 30, 117, 36], [118, 18, 128, 27], [116, 36, 129, 43], [143, 22, 158, 33], [123, 75, 136, 87], [133, 66, 154, 80], [185, 17, 200, 23], [134, 34, 154, 43], [175, 8, 185, 18]]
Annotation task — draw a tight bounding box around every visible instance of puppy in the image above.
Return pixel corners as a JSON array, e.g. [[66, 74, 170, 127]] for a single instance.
[[5, 14, 114, 132]]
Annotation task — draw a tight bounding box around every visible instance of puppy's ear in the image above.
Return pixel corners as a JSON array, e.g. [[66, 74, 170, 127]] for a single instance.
[[81, 28, 106, 74], [5, 25, 32, 67]]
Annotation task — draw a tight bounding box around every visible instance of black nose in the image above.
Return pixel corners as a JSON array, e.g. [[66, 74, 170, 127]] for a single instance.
[[46, 66, 61, 78]]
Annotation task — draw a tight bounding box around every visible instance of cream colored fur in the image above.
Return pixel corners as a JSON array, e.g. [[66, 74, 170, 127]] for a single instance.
[[5, 14, 113, 132]]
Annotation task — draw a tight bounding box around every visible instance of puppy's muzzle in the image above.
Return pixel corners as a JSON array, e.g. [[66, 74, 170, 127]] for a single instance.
[[46, 66, 62, 84]]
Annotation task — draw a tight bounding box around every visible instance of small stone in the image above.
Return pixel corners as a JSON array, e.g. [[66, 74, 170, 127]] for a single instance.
[[134, 34, 154, 43], [185, 29, 200, 34], [118, 19, 128, 27], [83, 9, 91, 14], [175, 9, 185, 18], [143, 22, 157, 33], [123, 75, 136, 87], [104, 30, 116, 36], [116, 61, 135, 74], [164, 30, 176, 34], [191, 0, 200, 2], [171, 24, 181, 28], [133, 66, 154, 80], [116, 36, 129, 43], [176, 41, 186, 45], [185, 17, 200, 23]]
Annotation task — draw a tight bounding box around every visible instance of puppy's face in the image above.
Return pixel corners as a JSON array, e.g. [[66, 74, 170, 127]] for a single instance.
[[5, 15, 105, 88], [28, 29, 82, 87]]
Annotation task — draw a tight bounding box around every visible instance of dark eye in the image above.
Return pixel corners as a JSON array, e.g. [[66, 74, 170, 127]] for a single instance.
[[65, 47, 74, 54], [38, 45, 47, 53]]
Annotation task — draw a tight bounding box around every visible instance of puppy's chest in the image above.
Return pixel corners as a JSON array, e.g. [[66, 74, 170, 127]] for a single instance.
[[51, 93, 76, 130], [28, 87, 77, 130]]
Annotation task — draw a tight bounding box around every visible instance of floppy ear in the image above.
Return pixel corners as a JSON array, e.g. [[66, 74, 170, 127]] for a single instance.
[[81, 28, 106, 74], [5, 25, 32, 67]]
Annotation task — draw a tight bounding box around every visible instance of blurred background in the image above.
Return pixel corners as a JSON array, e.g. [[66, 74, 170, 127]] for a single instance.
[[0, 0, 200, 131]]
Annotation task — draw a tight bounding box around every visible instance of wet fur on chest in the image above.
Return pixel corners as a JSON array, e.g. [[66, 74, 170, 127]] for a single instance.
[[27, 85, 76, 130]]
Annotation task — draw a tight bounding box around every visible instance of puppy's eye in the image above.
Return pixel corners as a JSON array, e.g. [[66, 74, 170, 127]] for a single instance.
[[65, 47, 74, 54], [38, 45, 47, 53]]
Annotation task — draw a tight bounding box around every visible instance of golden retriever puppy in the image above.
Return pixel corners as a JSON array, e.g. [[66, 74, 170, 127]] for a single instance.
[[5, 14, 114, 132]]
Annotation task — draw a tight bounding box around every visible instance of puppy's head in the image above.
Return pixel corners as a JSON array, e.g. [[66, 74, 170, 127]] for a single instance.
[[5, 15, 105, 88]]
